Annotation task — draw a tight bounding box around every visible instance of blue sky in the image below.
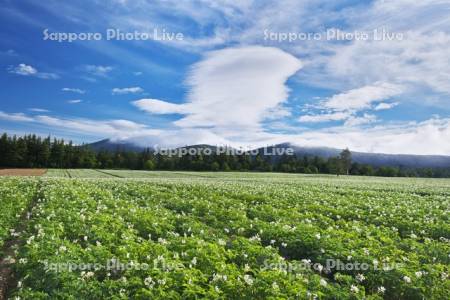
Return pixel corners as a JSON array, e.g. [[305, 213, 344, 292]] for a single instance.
[[1, 0, 450, 154]]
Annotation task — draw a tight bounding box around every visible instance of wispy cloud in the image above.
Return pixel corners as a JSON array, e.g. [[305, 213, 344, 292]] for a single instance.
[[0, 110, 159, 140], [62, 87, 86, 94], [344, 113, 377, 127], [299, 83, 402, 125], [0, 111, 34, 122], [294, 1, 450, 101], [36, 72, 59, 79], [29, 108, 50, 113], [83, 65, 113, 77], [322, 83, 403, 112], [67, 99, 83, 104], [112, 86, 144, 95], [0, 49, 17, 56]]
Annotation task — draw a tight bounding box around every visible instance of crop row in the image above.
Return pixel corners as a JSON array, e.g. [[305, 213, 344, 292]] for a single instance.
[[0, 178, 37, 255]]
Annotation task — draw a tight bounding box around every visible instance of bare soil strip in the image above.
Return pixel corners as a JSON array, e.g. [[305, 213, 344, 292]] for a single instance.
[[0, 169, 47, 176]]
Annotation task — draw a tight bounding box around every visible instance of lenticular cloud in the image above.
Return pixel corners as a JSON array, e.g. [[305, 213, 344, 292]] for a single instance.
[[134, 46, 302, 132], [180, 46, 302, 129]]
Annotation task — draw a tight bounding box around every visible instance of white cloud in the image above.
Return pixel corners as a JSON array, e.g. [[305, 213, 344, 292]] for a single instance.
[[131, 46, 303, 147], [287, 117, 450, 155], [8, 63, 59, 79], [133, 99, 187, 114], [112, 86, 144, 95], [134, 46, 302, 140], [179, 46, 301, 130], [299, 83, 401, 124], [67, 99, 82, 104], [8, 63, 37, 75], [296, 1, 450, 101], [374, 102, 399, 111], [320, 32, 450, 94], [62, 88, 86, 94], [322, 82, 403, 111]]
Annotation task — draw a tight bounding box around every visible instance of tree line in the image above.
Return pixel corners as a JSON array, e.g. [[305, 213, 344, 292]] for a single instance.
[[1, 133, 449, 178]]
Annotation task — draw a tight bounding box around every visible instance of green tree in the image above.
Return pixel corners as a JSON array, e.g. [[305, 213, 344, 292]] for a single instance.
[[339, 148, 352, 175], [210, 162, 220, 171], [144, 159, 155, 170], [327, 157, 341, 175]]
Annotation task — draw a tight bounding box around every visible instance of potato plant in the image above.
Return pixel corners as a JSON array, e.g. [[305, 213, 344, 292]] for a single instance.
[[0, 178, 37, 254], [1, 173, 449, 299]]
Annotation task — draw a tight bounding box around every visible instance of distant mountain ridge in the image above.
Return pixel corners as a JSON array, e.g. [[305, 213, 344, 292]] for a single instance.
[[263, 143, 450, 168], [87, 139, 450, 169], [87, 139, 148, 152]]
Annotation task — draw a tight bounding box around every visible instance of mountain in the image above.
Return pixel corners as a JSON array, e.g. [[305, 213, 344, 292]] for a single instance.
[[86, 139, 147, 152], [261, 143, 450, 168], [86, 139, 450, 168]]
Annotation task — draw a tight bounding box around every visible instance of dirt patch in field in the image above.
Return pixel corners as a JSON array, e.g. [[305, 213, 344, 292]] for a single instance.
[[0, 169, 47, 176]]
